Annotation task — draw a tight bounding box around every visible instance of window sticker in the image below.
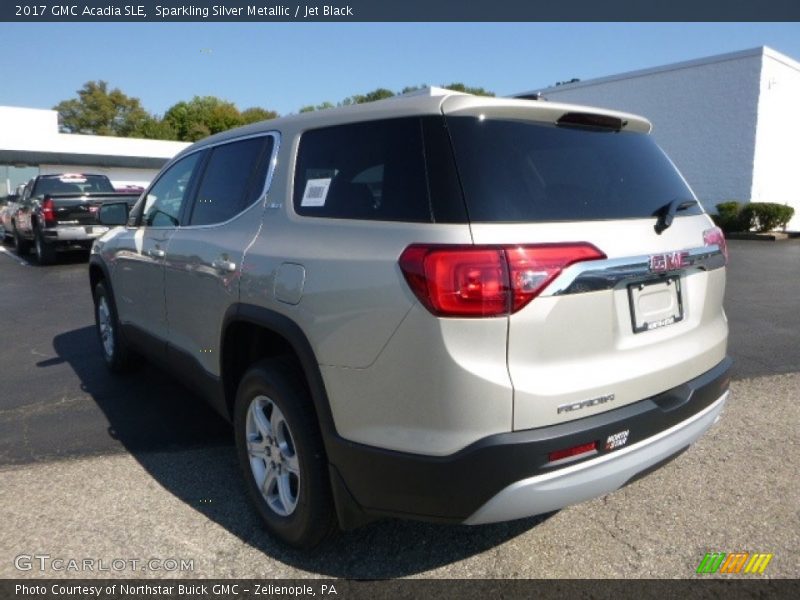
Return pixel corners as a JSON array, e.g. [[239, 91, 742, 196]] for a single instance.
[[301, 178, 332, 207]]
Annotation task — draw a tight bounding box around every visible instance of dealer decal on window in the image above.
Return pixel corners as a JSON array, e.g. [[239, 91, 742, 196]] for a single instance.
[[301, 178, 332, 207]]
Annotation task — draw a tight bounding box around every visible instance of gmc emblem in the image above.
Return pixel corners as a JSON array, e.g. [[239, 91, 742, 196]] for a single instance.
[[649, 251, 689, 272]]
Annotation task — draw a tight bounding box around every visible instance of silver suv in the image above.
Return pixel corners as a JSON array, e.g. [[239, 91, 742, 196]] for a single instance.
[[90, 90, 731, 548]]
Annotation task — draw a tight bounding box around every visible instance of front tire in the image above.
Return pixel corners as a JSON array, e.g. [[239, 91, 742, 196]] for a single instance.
[[93, 281, 135, 373], [234, 358, 336, 549]]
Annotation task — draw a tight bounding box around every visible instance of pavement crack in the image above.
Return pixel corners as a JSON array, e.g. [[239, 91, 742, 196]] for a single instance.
[[599, 497, 644, 563]]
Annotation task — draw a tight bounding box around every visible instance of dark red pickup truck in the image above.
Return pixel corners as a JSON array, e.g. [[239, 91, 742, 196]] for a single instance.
[[12, 174, 140, 264]]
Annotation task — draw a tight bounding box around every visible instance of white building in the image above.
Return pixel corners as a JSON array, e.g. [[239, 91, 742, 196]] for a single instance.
[[0, 106, 189, 195], [517, 46, 800, 231]]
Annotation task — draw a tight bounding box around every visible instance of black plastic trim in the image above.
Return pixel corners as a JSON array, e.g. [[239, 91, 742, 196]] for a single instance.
[[221, 304, 374, 529], [223, 303, 341, 442], [325, 357, 732, 522]]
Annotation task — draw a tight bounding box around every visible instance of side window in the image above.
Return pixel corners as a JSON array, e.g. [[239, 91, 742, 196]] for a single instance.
[[189, 136, 273, 226], [293, 118, 431, 222], [142, 153, 201, 227]]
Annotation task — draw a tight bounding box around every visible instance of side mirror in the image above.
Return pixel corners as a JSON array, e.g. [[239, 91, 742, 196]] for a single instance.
[[98, 202, 129, 226]]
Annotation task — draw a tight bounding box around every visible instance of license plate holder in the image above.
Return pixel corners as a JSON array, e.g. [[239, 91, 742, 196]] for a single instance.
[[628, 276, 683, 333]]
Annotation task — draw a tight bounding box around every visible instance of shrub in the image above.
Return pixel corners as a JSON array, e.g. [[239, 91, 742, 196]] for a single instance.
[[714, 201, 745, 233], [740, 203, 795, 233]]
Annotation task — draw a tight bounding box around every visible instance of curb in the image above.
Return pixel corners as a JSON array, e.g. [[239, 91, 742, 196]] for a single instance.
[[725, 232, 798, 242]]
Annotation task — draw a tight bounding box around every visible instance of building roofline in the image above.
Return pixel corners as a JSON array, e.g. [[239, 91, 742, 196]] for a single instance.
[[0, 150, 170, 169], [515, 46, 798, 97], [762, 46, 800, 72]]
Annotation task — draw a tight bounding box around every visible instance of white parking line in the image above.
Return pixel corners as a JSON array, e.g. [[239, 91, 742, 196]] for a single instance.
[[0, 246, 29, 266]]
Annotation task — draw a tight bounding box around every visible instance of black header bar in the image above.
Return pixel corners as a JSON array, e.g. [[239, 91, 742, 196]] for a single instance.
[[3, 0, 800, 22], [2, 579, 799, 600]]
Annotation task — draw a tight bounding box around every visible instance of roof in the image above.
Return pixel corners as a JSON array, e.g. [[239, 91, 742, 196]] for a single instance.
[[180, 89, 652, 160]]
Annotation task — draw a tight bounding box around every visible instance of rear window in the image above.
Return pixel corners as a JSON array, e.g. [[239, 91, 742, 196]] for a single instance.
[[34, 175, 115, 196], [446, 117, 703, 222], [293, 118, 439, 222]]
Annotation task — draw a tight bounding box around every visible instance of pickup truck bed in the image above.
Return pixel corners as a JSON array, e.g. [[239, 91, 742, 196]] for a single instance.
[[13, 174, 139, 264]]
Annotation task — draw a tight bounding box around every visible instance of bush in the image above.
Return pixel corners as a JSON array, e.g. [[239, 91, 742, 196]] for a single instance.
[[714, 201, 745, 233], [740, 203, 795, 233], [713, 201, 794, 233]]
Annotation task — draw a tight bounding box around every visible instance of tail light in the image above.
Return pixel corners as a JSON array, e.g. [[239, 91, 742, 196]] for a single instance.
[[399, 243, 606, 318], [42, 197, 56, 227], [703, 227, 728, 264]]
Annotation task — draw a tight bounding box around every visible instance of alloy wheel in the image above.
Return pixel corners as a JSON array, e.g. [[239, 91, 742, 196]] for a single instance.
[[245, 395, 300, 516]]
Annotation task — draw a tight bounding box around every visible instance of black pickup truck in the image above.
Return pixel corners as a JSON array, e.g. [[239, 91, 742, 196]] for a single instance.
[[12, 174, 140, 264]]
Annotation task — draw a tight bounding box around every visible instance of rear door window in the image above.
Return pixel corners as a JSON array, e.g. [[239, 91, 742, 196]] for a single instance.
[[189, 136, 273, 226], [445, 116, 703, 222]]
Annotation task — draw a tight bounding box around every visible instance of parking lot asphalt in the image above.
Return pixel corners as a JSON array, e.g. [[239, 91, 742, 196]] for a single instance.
[[0, 239, 798, 578]]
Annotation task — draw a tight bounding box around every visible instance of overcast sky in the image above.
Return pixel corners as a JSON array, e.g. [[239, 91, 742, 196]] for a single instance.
[[3, 22, 799, 116]]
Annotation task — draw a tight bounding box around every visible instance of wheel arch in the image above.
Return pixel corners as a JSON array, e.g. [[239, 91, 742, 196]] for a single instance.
[[220, 304, 374, 530], [88, 257, 111, 296], [220, 304, 338, 442]]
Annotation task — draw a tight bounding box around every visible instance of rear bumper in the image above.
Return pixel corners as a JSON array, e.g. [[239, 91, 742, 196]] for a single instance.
[[327, 357, 732, 524], [465, 389, 727, 524], [43, 225, 108, 243]]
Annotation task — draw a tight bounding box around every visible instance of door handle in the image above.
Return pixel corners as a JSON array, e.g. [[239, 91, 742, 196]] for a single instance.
[[148, 247, 166, 259], [212, 258, 237, 273]]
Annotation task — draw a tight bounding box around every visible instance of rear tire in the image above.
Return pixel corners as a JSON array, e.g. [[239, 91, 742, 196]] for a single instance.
[[13, 226, 30, 256], [234, 358, 336, 549], [93, 281, 136, 373], [34, 228, 57, 265]]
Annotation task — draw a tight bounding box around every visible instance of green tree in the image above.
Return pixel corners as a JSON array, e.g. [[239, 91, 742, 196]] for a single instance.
[[240, 107, 279, 124], [163, 96, 243, 141], [441, 83, 495, 97], [130, 115, 178, 141], [299, 101, 335, 113], [341, 88, 396, 105], [54, 80, 150, 136]]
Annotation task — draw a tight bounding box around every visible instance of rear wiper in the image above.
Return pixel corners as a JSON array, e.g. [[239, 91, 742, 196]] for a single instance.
[[654, 198, 698, 234]]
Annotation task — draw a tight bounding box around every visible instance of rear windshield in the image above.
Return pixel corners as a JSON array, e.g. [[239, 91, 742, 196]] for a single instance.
[[33, 175, 115, 196], [446, 116, 703, 222]]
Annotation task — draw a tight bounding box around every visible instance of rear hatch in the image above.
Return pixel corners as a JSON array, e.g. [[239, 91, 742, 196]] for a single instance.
[[441, 97, 728, 430]]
